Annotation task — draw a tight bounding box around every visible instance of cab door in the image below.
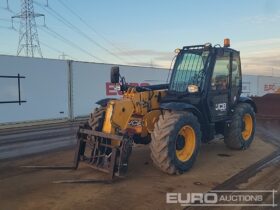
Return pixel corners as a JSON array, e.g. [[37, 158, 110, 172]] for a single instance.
[[207, 51, 230, 122], [229, 52, 242, 107]]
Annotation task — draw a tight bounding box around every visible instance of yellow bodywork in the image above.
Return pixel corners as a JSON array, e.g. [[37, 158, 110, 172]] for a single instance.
[[102, 87, 167, 141]]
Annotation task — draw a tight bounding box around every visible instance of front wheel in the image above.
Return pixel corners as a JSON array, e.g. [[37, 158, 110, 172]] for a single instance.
[[224, 103, 256, 150], [150, 111, 201, 174]]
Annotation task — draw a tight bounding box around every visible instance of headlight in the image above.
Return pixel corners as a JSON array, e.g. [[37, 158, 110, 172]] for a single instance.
[[188, 85, 199, 93]]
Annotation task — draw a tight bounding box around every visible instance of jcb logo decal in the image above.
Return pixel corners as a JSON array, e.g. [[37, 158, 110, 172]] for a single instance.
[[128, 120, 143, 127], [215, 103, 227, 111]]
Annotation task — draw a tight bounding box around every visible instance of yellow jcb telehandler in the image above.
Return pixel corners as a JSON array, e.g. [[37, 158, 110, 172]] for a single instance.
[[26, 39, 257, 182]]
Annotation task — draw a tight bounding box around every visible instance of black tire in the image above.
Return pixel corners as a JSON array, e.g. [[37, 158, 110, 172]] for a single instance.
[[88, 106, 112, 155], [224, 103, 256, 150], [150, 111, 201, 174], [88, 106, 106, 130]]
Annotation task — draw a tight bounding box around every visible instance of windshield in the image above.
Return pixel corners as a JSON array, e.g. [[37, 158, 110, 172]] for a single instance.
[[169, 50, 210, 92]]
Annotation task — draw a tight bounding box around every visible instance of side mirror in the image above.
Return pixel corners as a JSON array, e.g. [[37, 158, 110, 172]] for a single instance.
[[111, 66, 120, 84]]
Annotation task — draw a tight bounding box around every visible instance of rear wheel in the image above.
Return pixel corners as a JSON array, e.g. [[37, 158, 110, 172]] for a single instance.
[[150, 111, 201, 174], [224, 103, 256, 150]]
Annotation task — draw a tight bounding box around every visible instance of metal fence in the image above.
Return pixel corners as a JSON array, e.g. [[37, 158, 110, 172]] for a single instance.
[[0, 55, 168, 125], [0, 55, 279, 126]]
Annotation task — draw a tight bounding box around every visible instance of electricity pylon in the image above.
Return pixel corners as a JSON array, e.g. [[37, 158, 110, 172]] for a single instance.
[[12, 0, 44, 57]]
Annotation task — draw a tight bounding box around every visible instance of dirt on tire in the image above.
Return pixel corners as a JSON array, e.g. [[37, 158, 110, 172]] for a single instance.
[[150, 111, 201, 174]]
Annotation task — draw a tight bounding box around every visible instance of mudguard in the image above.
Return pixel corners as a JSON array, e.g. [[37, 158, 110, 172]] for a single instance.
[[96, 98, 116, 107], [239, 96, 257, 113], [160, 102, 204, 122]]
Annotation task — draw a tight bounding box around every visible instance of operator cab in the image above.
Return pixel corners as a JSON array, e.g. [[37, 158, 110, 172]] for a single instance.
[[163, 39, 242, 124]]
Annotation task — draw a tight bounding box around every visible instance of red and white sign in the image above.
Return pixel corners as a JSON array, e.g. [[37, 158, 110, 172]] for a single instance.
[[106, 82, 150, 96]]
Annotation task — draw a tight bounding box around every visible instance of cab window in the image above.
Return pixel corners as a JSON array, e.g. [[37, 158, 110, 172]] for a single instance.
[[231, 54, 241, 88], [230, 53, 241, 103], [211, 52, 230, 91]]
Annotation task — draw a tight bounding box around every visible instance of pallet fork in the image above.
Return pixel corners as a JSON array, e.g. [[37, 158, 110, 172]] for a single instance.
[[22, 124, 131, 183]]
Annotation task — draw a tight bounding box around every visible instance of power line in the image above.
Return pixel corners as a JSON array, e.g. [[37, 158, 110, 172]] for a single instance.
[[39, 25, 105, 62], [40, 40, 61, 53], [34, 1, 129, 64], [34, 1, 106, 62], [45, 4, 128, 64], [57, 0, 146, 64], [1, 0, 147, 65], [3, 0, 10, 10], [0, 20, 78, 60], [1, 0, 16, 14], [40, 40, 77, 60], [0, 18, 19, 30]]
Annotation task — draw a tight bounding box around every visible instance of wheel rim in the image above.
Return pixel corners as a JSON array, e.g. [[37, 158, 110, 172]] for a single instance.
[[176, 125, 196, 162], [242, 114, 253, 141]]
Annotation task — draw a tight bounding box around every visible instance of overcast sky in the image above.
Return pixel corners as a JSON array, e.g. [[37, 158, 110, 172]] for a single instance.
[[0, 0, 280, 76]]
